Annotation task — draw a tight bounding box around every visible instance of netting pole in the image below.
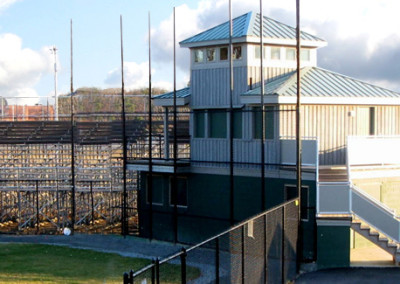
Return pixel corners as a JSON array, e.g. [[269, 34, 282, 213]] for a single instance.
[[228, 0, 235, 227], [295, 0, 304, 272]]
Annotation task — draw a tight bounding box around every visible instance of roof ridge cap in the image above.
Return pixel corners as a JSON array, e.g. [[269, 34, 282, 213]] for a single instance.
[[273, 68, 310, 95], [244, 11, 255, 36]]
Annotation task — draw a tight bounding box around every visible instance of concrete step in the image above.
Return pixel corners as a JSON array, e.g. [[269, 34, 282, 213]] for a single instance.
[[351, 220, 399, 261]]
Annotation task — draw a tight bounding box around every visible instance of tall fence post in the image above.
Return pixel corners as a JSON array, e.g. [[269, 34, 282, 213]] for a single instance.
[[180, 248, 187, 284]]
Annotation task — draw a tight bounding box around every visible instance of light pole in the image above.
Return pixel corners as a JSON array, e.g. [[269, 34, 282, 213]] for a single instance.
[[50, 46, 58, 120]]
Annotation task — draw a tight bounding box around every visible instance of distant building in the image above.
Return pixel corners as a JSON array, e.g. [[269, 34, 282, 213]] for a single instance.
[[131, 12, 400, 268], [2, 105, 54, 121]]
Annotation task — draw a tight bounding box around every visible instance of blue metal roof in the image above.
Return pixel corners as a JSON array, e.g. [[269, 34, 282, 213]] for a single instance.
[[153, 87, 191, 100], [243, 67, 400, 99], [180, 12, 325, 45]]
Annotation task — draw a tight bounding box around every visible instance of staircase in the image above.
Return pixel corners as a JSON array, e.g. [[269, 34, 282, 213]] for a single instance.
[[351, 219, 400, 264], [318, 180, 400, 264]]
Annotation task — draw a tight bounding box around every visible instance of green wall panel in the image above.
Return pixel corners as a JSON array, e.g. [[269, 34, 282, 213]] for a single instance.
[[317, 225, 350, 268]]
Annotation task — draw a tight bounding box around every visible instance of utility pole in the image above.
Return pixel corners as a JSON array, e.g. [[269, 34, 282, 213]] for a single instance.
[[50, 46, 58, 120]]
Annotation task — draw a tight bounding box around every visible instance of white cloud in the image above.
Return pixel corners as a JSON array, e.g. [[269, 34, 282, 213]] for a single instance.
[[149, 0, 400, 91], [0, 0, 19, 12], [105, 61, 152, 90], [7, 87, 40, 105], [0, 33, 53, 105]]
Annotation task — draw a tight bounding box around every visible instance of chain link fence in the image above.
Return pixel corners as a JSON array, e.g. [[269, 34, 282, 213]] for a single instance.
[[124, 199, 299, 284]]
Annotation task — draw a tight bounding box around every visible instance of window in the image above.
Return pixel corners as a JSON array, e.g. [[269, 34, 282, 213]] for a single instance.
[[194, 110, 205, 138], [194, 49, 204, 63], [146, 175, 164, 205], [271, 47, 281, 60], [253, 106, 275, 139], [300, 49, 310, 61], [170, 177, 188, 207], [220, 47, 228, 60], [209, 109, 227, 138], [233, 109, 243, 139], [233, 46, 242, 60], [207, 48, 216, 62], [286, 48, 296, 61], [284, 185, 309, 221], [255, 46, 266, 59]]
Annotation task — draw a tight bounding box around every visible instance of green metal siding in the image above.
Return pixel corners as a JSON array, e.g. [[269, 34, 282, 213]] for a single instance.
[[317, 225, 350, 268], [138, 171, 317, 260]]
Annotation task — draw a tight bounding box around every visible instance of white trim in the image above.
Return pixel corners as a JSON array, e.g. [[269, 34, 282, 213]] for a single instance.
[[241, 95, 400, 106], [316, 219, 351, 226], [189, 165, 316, 180]]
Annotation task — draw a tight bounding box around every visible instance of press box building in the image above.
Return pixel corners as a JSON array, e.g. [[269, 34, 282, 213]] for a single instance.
[[129, 12, 400, 268]]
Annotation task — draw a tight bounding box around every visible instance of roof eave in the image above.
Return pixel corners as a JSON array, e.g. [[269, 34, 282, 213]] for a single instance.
[[180, 36, 327, 49], [246, 36, 327, 47], [153, 97, 191, 107], [180, 37, 248, 48], [240, 95, 400, 106]]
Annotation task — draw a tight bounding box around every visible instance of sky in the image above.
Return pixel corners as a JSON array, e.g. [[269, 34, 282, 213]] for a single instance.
[[1, 0, 400, 105]]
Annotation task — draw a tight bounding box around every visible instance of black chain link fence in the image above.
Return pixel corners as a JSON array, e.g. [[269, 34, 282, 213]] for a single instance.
[[124, 198, 299, 283]]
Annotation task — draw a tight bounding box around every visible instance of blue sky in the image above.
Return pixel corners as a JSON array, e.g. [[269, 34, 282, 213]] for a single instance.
[[1, 0, 400, 105]]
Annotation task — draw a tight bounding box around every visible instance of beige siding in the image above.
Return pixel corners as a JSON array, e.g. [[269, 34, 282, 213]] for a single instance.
[[279, 105, 400, 165], [247, 66, 294, 88]]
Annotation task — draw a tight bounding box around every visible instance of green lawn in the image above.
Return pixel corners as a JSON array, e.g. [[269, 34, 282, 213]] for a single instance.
[[0, 243, 200, 283]]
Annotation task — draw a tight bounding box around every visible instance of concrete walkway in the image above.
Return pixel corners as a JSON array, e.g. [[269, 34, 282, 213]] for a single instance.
[[295, 267, 400, 284]]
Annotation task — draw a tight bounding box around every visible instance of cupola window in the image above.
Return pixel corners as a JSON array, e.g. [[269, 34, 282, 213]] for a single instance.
[[233, 46, 242, 60], [194, 49, 204, 63], [220, 47, 228, 61], [286, 48, 296, 61], [207, 48, 216, 62], [300, 49, 310, 61], [271, 47, 281, 60]]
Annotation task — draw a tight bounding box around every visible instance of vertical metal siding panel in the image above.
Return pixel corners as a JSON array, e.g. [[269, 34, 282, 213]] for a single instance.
[[319, 105, 325, 165]]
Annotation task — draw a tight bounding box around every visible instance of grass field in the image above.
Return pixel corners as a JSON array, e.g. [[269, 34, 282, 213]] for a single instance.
[[0, 243, 200, 283]]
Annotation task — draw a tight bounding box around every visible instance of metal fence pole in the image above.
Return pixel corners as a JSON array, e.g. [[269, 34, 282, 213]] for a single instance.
[[36, 180, 39, 234], [90, 181, 94, 224], [281, 206, 285, 284], [123, 269, 133, 284], [241, 226, 245, 284], [155, 258, 160, 284], [215, 237, 220, 283], [180, 248, 187, 284], [264, 214, 267, 283]]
